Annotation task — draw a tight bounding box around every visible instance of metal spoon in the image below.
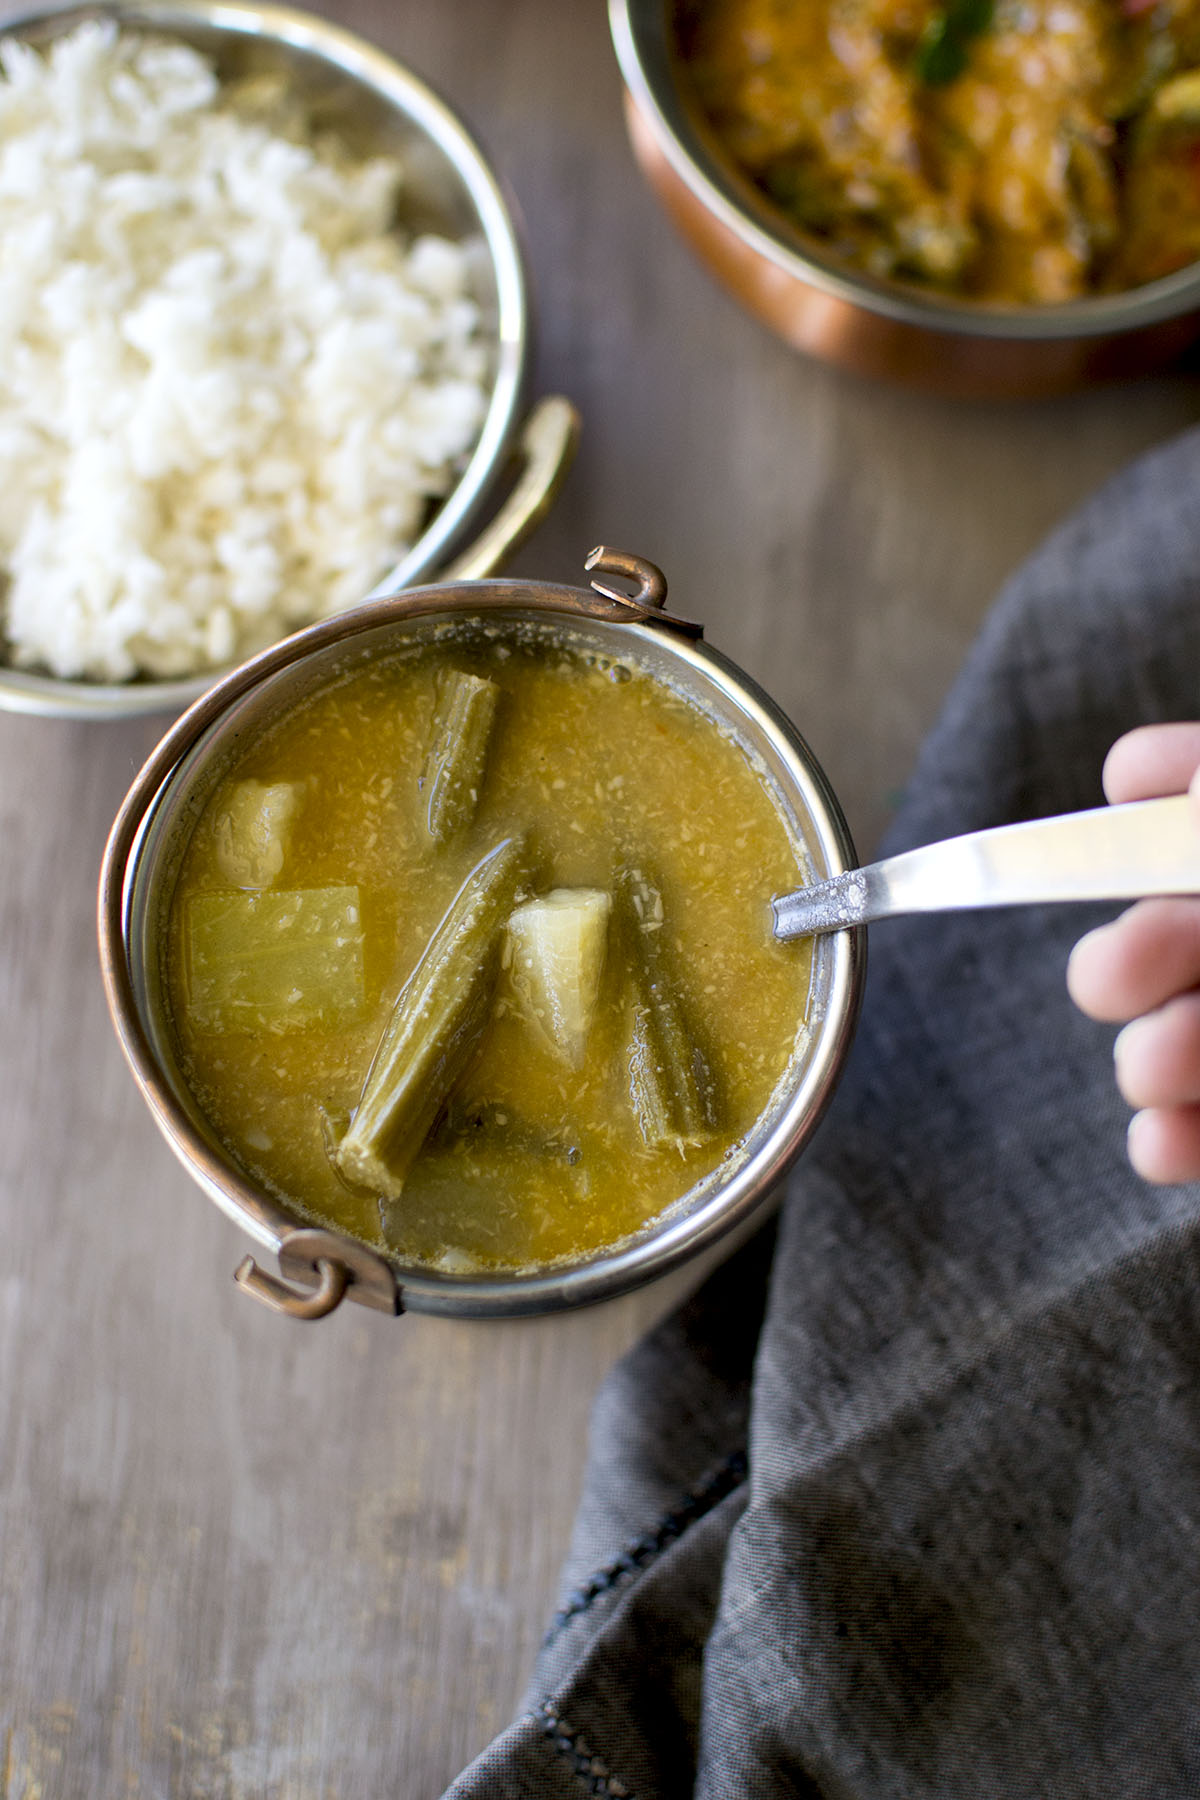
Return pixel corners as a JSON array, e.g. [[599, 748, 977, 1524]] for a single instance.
[[772, 794, 1200, 939]]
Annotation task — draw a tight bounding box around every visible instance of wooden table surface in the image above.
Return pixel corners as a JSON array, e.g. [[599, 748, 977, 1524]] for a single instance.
[[5, 2, 1200, 1794]]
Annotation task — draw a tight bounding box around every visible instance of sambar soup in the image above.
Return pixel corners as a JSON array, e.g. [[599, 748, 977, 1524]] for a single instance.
[[162, 619, 814, 1274]]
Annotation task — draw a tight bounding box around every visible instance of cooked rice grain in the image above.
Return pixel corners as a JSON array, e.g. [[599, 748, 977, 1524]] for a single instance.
[[0, 22, 490, 681]]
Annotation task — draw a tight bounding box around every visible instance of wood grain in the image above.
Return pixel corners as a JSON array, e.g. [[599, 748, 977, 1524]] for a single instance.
[[3, 2, 1200, 1794]]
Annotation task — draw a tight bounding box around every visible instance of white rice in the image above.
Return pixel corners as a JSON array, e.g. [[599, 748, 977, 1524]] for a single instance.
[[0, 22, 491, 682]]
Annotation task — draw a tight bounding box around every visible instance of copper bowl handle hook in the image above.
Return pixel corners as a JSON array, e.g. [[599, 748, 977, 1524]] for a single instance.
[[585, 545, 668, 611], [234, 1254, 349, 1320]]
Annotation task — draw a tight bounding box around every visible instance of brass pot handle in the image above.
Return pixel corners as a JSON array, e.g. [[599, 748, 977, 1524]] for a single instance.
[[433, 395, 580, 584], [234, 1254, 348, 1320], [231, 1228, 402, 1320]]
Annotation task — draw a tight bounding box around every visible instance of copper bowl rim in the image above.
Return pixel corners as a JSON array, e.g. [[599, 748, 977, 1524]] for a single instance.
[[610, 0, 1200, 343], [97, 565, 866, 1319]]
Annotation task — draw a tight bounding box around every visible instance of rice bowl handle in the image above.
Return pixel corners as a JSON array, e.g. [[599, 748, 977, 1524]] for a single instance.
[[393, 396, 581, 588]]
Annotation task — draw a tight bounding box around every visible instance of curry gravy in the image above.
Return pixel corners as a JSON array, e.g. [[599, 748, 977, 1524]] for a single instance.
[[682, 0, 1200, 303]]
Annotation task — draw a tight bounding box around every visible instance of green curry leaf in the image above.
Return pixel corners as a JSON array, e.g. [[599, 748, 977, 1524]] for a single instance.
[[915, 0, 994, 86]]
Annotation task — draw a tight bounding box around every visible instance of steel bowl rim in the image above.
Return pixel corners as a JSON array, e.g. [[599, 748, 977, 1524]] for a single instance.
[[0, 0, 533, 719], [610, 0, 1200, 343], [98, 572, 866, 1319]]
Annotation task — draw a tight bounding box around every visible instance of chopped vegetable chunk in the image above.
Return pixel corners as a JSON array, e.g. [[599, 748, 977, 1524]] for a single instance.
[[185, 885, 364, 1032], [617, 867, 718, 1149], [335, 837, 526, 1200], [419, 669, 499, 843], [213, 780, 302, 888], [507, 887, 611, 1067]]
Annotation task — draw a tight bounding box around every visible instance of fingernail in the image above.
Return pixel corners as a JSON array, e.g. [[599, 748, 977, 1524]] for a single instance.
[[1113, 1017, 1143, 1067], [1127, 1110, 1147, 1165], [1066, 924, 1114, 1004]]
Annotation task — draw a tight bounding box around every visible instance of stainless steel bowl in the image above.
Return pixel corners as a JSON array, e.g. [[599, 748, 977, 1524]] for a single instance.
[[610, 0, 1200, 397], [97, 549, 864, 1323], [0, 0, 576, 720]]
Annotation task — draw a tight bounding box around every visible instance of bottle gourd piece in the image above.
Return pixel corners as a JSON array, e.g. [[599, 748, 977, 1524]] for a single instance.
[[617, 865, 718, 1150], [185, 885, 365, 1033], [213, 779, 302, 887], [418, 669, 500, 844], [335, 836, 526, 1200], [506, 887, 611, 1068]]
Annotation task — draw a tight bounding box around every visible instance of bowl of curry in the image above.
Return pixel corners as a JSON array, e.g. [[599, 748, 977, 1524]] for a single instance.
[[98, 549, 863, 1322], [611, 0, 1200, 394]]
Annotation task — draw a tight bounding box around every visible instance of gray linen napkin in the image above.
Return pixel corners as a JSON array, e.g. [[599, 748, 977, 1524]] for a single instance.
[[445, 425, 1200, 1800]]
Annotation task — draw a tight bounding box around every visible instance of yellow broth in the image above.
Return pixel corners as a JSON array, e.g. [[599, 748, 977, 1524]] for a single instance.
[[164, 624, 813, 1273]]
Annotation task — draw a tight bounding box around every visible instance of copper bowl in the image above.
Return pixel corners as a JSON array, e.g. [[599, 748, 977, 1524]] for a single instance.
[[97, 549, 864, 1323], [609, 0, 1200, 397]]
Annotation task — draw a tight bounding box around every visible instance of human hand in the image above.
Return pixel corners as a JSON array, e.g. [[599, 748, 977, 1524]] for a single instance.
[[1067, 723, 1200, 1184]]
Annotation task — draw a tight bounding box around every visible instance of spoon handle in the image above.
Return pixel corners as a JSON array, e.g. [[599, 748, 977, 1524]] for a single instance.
[[771, 794, 1200, 939]]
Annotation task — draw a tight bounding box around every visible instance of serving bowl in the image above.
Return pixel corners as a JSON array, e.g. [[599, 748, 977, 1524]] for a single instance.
[[97, 548, 864, 1322], [609, 0, 1200, 397], [0, 0, 576, 720]]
